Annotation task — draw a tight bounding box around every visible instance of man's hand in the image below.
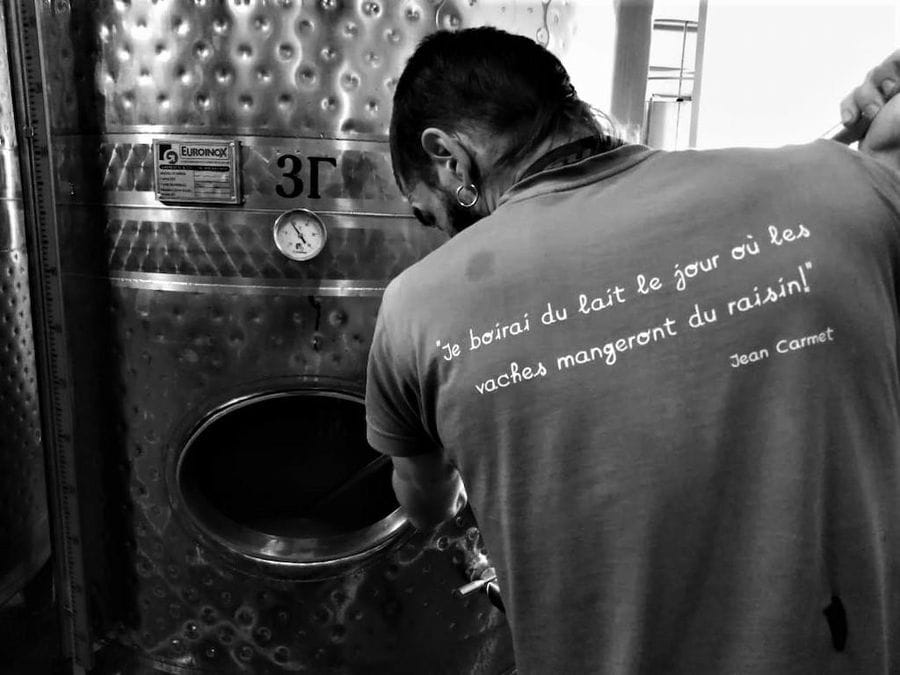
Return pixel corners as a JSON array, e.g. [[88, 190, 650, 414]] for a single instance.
[[841, 49, 900, 167], [390, 453, 467, 531]]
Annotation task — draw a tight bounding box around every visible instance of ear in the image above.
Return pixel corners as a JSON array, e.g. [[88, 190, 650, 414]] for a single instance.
[[420, 127, 474, 186]]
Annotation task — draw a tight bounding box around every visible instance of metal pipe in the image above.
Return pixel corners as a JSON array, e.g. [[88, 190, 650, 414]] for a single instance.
[[821, 121, 864, 145]]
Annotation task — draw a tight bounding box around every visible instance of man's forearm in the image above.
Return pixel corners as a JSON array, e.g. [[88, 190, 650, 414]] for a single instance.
[[391, 456, 467, 530]]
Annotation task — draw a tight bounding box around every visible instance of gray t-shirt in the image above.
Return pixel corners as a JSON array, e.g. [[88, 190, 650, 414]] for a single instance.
[[366, 141, 900, 674]]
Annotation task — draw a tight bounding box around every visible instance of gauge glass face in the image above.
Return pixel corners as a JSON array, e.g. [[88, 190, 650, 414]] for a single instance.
[[273, 210, 327, 262]]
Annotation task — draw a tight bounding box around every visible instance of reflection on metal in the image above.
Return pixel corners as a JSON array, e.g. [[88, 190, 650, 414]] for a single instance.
[[7, 0, 95, 665], [13, 0, 592, 671], [93, 207, 442, 281], [175, 391, 408, 571], [0, 0, 50, 609], [46, 0, 577, 137], [0, 240, 50, 606], [109, 273, 389, 297]]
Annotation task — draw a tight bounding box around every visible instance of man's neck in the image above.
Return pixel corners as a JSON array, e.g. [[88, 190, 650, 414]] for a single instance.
[[479, 122, 609, 212]]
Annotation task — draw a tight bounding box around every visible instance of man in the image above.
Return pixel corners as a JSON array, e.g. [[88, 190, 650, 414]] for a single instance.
[[366, 27, 900, 673]]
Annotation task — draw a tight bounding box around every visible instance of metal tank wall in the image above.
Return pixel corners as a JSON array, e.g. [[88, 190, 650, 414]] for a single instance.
[[0, 0, 50, 608], [15, 0, 588, 672]]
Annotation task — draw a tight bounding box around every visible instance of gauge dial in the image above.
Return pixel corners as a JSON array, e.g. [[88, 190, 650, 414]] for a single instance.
[[272, 209, 328, 262]]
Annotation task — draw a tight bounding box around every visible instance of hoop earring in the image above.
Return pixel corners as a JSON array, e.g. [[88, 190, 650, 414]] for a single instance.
[[455, 184, 479, 208]]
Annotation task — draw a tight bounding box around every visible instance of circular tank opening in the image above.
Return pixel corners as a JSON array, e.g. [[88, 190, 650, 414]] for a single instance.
[[176, 390, 406, 568]]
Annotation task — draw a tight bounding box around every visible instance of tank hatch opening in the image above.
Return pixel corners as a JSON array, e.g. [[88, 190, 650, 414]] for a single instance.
[[176, 391, 406, 569]]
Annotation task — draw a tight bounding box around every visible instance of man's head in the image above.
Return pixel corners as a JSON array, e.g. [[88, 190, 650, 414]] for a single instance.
[[390, 27, 615, 237]]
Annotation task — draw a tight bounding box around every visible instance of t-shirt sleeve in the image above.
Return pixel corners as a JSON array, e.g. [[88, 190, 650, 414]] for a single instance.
[[825, 139, 900, 227], [365, 283, 439, 457]]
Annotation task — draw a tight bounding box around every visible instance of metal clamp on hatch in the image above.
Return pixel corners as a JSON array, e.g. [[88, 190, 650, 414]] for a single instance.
[[454, 566, 506, 614]]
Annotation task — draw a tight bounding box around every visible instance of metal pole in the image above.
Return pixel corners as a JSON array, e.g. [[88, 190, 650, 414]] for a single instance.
[[3, 0, 90, 671], [611, 0, 655, 140]]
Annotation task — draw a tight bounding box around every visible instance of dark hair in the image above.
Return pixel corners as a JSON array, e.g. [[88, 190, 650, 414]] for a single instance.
[[390, 26, 619, 189]]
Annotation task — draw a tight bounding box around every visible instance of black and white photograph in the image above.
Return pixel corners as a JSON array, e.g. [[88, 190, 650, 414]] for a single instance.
[[1, 1, 899, 673]]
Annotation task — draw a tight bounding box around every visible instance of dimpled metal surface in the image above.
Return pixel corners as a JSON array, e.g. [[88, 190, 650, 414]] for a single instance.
[[106, 286, 512, 674], [76, 0, 576, 135], [0, 244, 50, 605], [0, 1, 49, 604], [29, 0, 584, 671]]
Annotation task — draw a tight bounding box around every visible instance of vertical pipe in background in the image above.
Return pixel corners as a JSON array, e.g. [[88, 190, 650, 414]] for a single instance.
[[4, 0, 91, 671], [0, 0, 50, 607], [689, 0, 709, 148], [611, 0, 654, 139]]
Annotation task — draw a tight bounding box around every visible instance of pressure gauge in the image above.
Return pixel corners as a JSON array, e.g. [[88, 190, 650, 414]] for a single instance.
[[273, 209, 328, 262]]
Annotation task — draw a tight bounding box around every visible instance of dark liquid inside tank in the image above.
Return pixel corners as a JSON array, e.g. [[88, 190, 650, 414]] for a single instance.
[[180, 393, 399, 538]]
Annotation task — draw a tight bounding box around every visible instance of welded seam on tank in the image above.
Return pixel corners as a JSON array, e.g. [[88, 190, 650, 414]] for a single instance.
[[59, 203, 419, 222], [104, 271, 386, 296], [64, 131, 395, 145]]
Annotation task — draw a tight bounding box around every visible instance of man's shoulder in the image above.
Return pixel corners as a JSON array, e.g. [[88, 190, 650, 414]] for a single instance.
[[382, 221, 499, 316], [650, 141, 881, 203], [380, 241, 459, 328], [662, 139, 855, 172]]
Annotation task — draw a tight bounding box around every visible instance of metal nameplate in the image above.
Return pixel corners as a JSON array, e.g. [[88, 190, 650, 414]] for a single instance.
[[153, 139, 241, 205]]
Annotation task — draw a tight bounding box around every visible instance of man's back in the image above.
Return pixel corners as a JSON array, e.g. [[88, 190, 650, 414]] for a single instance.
[[366, 140, 900, 673]]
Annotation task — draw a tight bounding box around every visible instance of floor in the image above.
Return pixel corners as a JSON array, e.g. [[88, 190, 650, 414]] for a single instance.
[[0, 562, 62, 675]]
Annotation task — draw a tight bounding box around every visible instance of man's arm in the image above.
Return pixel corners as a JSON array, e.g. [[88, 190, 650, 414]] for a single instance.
[[365, 282, 467, 531], [390, 453, 467, 531]]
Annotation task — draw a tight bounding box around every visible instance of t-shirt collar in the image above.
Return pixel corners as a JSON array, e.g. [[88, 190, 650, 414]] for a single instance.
[[498, 142, 657, 209]]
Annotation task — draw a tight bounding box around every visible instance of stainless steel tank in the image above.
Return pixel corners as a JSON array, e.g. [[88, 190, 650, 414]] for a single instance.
[[0, 0, 50, 608], [8, 1, 591, 672]]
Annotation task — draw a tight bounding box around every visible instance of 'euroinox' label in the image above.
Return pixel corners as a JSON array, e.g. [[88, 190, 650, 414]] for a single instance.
[[153, 139, 241, 204]]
